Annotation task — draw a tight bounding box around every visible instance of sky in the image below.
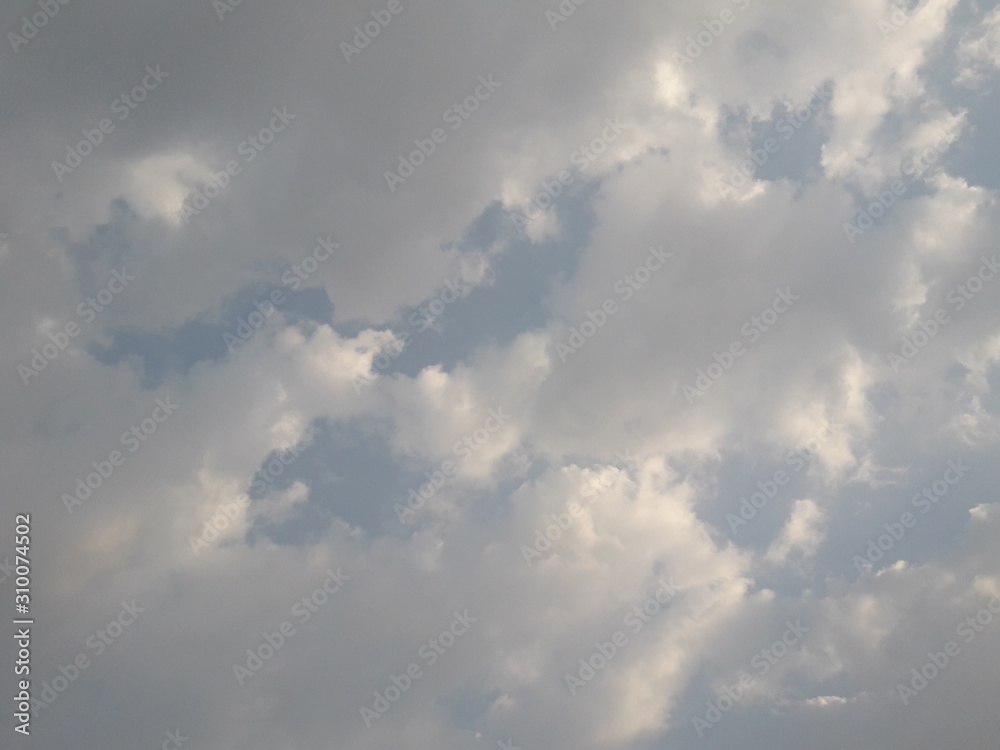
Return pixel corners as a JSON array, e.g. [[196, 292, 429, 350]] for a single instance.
[[2, 0, 1000, 748]]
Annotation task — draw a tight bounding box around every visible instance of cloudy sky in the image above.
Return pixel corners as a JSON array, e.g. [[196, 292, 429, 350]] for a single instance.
[[3, 0, 1000, 748]]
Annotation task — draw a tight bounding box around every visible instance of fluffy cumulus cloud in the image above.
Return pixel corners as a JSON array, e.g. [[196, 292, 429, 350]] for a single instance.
[[2, 0, 1000, 748]]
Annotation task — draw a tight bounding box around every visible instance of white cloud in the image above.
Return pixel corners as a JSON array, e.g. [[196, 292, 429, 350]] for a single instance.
[[3, 0, 1000, 748]]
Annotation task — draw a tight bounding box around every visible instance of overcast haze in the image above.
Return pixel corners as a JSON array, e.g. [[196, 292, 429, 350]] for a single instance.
[[2, 0, 1000, 748]]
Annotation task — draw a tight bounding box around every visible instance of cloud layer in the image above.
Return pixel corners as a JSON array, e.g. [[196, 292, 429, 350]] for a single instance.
[[2, 0, 1000, 748]]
